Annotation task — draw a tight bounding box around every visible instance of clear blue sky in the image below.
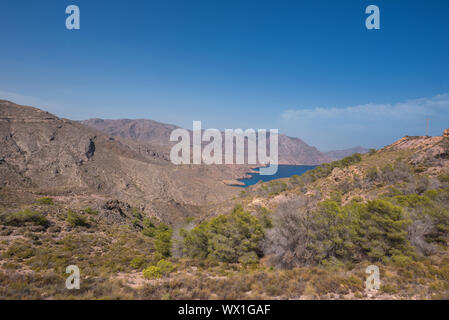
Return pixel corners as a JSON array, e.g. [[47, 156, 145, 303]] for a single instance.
[[1, 0, 448, 150]]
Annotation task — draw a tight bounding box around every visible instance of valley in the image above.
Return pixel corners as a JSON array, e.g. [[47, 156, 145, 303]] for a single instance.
[[1, 100, 448, 300]]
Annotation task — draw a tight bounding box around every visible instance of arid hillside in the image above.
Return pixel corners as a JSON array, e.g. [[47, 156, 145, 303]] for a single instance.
[[1, 126, 448, 300], [82, 118, 348, 165], [0, 100, 249, 223], [2, 99, 448, 300]]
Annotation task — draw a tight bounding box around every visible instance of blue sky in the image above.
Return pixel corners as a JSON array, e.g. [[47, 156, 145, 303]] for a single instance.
[[1, 0, 448, 151]]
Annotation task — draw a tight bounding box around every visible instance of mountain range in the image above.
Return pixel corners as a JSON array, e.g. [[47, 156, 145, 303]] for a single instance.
[[0, 100, 369, 221], [0, 100, 252, 223], [81, 118, 369, 165]]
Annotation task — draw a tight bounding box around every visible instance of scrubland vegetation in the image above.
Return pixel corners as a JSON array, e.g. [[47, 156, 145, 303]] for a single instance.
[[1, 137, 449, 299], [181, 205, 263, 264]]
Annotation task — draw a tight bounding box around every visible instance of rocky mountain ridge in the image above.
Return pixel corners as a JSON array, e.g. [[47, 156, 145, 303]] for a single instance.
[[81, 118, 367, 165]]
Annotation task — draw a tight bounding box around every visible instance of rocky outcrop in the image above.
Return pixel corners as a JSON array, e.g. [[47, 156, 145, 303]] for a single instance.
[[85, 138, 96, 159], [382, 133, 449, 168], [443, 128, 449, 137], [100, 199, 138, 225]]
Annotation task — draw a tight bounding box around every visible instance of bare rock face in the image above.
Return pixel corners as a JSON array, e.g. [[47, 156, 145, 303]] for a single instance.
[[0, 100, 100, 189], [443, 128, 449, 137], [103, 199, 132, 216], [100, 199, 136, 225]]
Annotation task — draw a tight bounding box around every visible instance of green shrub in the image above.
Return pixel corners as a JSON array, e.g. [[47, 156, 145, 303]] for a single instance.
[[266, 196, 420, 267], [156, 259, 175, 274], [238, 251, 259, 265], [438, 173, 449, 184], [351, 196, 364, 203], [393, 194, 432, 208], [381, 283, 398, 294], [357, 200, 413, 262], [154, 223, 173, 257], [180, 225, 208, 260], [329, 190, 343, 204], [142, 228, 155, 237], [36, 197, 54, 205], [299, 153, 363, 184], [183, 205, 263, 263], [143, 266, 163, 279], [391, 254, 414, 267], [84, 207, 97, 215], [132, 208, 142, 219], [256, 207, 273, 228], [66, 210, 89, 227], [267, 181, 287, 196], [5, 242, 35, 260], [266, 198, 362, 267], [142, 218, 157, 237], [366, 167, 379, 182], [185, 216, 195, 223], [131, 218, 140, 227], [309, 201, 357, 264], [414, 189, 449, 243], [0, 209, 49, 227], [141, 260, 174, 280], [130, 256, 145, 269]]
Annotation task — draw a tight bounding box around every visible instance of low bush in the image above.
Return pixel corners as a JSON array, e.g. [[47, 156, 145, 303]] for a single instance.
[[256, 207, 273, 229], [4, 242, 36, 260], [238, 251, 259, 265], [84, 207, 97, 215], [36, 197, 54, 205], [132, 208, 142, 219], [142, 218, 157, 237], [130, 256, 145, 269], [301, 153, 363, 184], [265, 197, 419, 268], [438, 173, 449, 186], [357, 200, 413, 262], [66, 210, 89, 227], [154, 223, 173, 257], [156, 259, 175, 274], [0, 209, 49, 227], [143, 266, 163, 279], [142, 260, 174, 279], [366, 167, 379, 182], [182, 205, 263, 263]]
